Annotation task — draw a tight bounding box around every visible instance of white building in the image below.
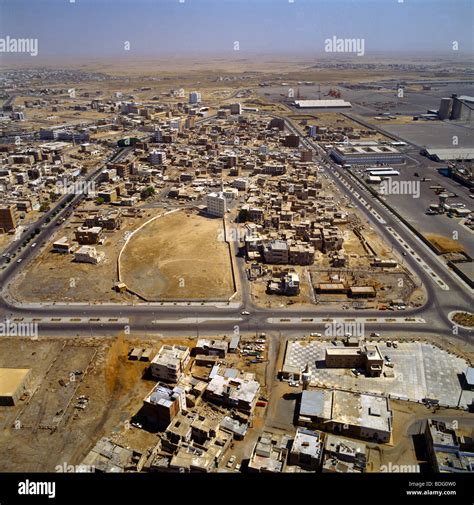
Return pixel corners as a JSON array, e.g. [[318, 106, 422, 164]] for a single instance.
[[189, 92, 201, 104], [149, 150, 166, 165], [206, 192, 227, 217], [150, 345, 191, 383], [74, 245, 104, 264]]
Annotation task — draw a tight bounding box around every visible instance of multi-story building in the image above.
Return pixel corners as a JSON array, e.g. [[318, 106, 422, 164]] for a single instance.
[[74, 226, 103, 245], [205, 375, 260, 414], [0, 205, 18, 233], [149, 150, 166, 165], [142, 383, 186, 429], [288, 428, 324, 470], [206, 192, 227, 217], [189, 91, 201, 104], [263, 240, 289, 264], [150, 345, 190, 383]]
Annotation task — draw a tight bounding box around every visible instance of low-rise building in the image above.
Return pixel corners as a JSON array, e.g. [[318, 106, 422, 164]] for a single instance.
[[288, 428, 324, 470], [298, 390, 392, 443], [248, 432, 289, 473], [322, 434, 367, 473], [74, 245, 104, 264], [205, 375, 260, 414], [325, 344, 383, 377]]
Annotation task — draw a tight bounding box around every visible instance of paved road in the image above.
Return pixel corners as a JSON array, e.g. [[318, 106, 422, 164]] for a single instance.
[[0, 113, 472, 345]]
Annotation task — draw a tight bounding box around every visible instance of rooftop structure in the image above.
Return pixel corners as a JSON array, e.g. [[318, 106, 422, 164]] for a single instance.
[[294, 100, 352, 109], [205, 374, 260, 413], [150, 345, 190, 383], [298, 389, 392, 443], [330, 143, 405, 165]]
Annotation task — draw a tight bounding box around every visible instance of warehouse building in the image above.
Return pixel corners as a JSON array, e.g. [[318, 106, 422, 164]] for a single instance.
[[294, 99, 352, 109], [330, 144, 405, 165], [0, 368, 32, 406]]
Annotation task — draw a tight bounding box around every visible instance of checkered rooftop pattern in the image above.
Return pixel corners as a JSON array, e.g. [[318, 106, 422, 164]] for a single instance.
[[283, 341, 474, 408]]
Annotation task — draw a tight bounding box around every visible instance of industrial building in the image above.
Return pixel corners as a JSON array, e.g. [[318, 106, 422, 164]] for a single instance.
[[421, 147, 474, 162], [298, 389, 392, 443], [437, 95, 474, 121], [0, 367, 32, 406], [294, 99, 352, 109], [330, 143, 405, 165]]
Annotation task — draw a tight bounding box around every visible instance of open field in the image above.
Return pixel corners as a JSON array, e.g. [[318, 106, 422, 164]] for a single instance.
[[0, 334, 160, 471], [425, 233, 466, 254], [120, 211, 234, 300], [10, 206, 165, 303]]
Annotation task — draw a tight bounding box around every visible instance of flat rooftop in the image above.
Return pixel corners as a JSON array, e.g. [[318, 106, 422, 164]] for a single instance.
[[294, 99, 352, 108], [0, 368, 30, 396]]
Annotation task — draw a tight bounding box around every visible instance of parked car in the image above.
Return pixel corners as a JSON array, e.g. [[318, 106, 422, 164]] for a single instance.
[[227, 455, 236, 468]]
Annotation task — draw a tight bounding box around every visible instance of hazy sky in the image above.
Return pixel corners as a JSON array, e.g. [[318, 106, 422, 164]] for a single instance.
[[0, 0, 473, 59]]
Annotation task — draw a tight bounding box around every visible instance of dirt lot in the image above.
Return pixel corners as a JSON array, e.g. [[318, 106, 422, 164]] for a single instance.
[[120, 211, 234, 300], [0, 334, 163, 472], [425, 233, 466, 254], [10, 205, 164, 303]]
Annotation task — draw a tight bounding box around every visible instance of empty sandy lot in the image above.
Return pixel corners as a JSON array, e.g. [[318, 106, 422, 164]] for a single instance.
[[120, 211, 234, 300]]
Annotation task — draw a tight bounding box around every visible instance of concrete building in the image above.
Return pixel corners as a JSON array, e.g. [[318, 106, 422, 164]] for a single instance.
[[52, 236, 73, 254], [189, 92, 201, 104], [194, 339, 228, 358], [149, 150, 166, 165], [323, 434, 367, 473], [325, 344, 383, 377], [205, 375, 260, 414], [74, 245, 104, 264], [330, 144, 405, 165], [75, 226, 103, 245], [206, 192, 227, 217], [263, 240, 289, 264], [463, 367, 474, 390], [0, 205, 18, 233], [150, 345, 190, 383], [425, 419, 474, 473], [142, 383, 186, 429], [81, 437, 146, 473], [0, 368, 31, 406], [288, 428, 324, 470], [248, 432, 289, 473], [298, 390, 392, 443], [230, 103, 242, 115]]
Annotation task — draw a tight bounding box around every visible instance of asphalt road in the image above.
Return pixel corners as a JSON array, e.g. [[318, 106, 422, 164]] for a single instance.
[[0, 113, 472, 345]]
